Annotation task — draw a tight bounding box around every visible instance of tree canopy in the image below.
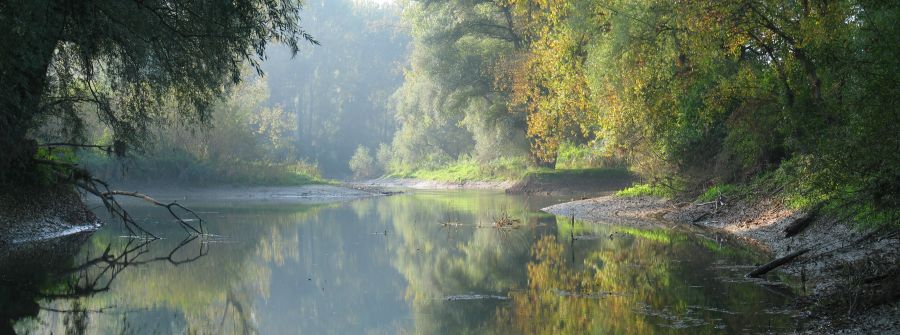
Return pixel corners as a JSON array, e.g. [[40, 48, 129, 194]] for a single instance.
[[0, 0, 316, 184], [387, 0, 898, 226]]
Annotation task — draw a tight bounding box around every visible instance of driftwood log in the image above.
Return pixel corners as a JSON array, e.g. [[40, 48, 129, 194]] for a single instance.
[[784, 206, 821, 238], [746, 248, 810, 278]]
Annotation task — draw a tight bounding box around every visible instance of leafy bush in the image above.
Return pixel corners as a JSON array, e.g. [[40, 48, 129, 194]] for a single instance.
[[696, 184, 740, 203], [349, 146, 377, 180], [555, 142, 623, 169]]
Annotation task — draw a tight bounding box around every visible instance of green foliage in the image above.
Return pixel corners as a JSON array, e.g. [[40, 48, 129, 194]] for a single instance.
[[0, 0, 317, 184], [696, 184, 740, 203], [472, 0, 900, 227], [391, 156, 529, 182], [30, 147, 79, 186], [82, 151, 323, 187], [81, 76, 324, 186], [375, 143, 394, 173], [386, 0, 528, 171], [616, 184, 674, 199], [555, 142, 623, 170], [349, 146, 377, 180]]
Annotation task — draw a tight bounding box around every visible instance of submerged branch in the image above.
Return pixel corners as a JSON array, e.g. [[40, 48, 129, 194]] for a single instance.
[[32, 158, 204, 237]]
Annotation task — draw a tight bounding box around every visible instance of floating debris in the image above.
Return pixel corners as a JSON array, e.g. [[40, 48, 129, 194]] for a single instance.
[[493, 210, 520, 228], [444, 294, 509, 301], [552, 288, 619, 299]]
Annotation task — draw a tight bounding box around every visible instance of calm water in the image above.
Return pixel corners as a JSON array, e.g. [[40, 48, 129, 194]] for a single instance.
[[5, 191, 801, 334]]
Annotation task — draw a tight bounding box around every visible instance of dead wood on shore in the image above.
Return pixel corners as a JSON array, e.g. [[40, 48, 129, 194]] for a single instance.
[[746, 248, 811, 278]]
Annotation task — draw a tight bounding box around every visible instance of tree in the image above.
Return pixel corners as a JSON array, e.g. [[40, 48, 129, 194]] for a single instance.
[[387, 0, 529, 171], [506, 0, 600, 167], [349, 145, 376, 180], [262, 0, 409, 176], [0, 0, 316, 185]]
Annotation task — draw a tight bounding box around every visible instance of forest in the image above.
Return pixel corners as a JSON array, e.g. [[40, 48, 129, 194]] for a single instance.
[[0, 0, 898, 333], [380, 0, 899, 227], [2, 0, 895, 226]]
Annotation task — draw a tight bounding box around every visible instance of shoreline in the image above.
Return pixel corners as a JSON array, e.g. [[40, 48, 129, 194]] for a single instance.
[[0, 184, 386, 248], [544, 194, 900, 333], [347, 177, 516, 191]]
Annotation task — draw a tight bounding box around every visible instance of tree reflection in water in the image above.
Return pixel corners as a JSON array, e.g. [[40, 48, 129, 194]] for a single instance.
[[3, 235, 267, 335], [497, 231, 799, 334]]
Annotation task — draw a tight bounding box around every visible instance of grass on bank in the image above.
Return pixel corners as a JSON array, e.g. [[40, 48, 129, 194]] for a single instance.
[[616, 183, 675, 198], [524, 166, 631, 179], [81, 153, 329, 186], [389, 157, 529, 182], [614, 164, 898, 229]]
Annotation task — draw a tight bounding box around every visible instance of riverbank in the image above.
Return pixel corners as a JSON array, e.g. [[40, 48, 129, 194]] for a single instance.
[[356, 167, 635, 196], [0, 184, 387, 248], [505, 168, 635, 196], [104, 184, 388, 204], [545, 194, 900, 333], [0, 186, 99, 248], [349, 177, 516, 191]]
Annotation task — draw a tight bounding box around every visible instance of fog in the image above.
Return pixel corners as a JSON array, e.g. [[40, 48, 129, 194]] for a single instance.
[[261, 0, 408, 177]]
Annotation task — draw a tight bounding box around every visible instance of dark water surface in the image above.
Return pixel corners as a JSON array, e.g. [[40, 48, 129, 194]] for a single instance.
[[5, 191, 801, 334]]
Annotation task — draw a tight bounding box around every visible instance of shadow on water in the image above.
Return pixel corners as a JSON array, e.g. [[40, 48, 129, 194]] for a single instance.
[[1, 235, 211, 334]]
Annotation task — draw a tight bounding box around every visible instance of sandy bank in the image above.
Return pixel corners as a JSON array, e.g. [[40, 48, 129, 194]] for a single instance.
[[543, 195, 671, 227], [106, 184, 387, 204], [2, 183, 385, 248], [545, 194, 900, 333], [349, 177, 516, 191]]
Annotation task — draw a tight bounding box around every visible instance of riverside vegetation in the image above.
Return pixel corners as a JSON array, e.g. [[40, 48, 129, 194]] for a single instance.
[[0, 0, 898, 333]]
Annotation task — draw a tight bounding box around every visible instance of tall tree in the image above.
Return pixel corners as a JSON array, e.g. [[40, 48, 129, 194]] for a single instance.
[[387, 0, 530, 171], [506, 0, 600, 167], [0, 0, 316, 185], [262, 0, 408, 176]]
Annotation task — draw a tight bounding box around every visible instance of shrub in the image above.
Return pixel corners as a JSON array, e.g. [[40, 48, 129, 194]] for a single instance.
[[349, 146, 377, 180]]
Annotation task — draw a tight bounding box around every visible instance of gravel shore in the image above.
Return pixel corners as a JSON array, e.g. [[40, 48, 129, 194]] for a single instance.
[[0, 185, 99, 247]]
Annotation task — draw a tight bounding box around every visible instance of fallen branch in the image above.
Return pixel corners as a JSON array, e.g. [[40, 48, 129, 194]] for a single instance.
[[33, 158, 202, 237], [39, 142, 111, 151], [784, 206, 821, 238], [746, 248, 810, 278], [75, 178, 158, 238], [102, 190, 203, 234]]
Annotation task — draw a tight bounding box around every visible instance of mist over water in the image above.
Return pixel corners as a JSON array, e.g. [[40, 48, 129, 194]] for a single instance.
[[262, 0, 408, 178]]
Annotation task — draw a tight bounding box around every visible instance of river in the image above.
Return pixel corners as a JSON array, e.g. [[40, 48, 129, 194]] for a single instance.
[[4, 190, 802, 334]]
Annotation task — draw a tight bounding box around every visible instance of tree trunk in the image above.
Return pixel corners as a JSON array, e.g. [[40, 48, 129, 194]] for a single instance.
[[531, 152, 556, 169], [0, 1, 62, 184]]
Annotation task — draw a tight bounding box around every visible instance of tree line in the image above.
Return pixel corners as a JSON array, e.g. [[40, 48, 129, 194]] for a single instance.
[[379, 0, 898, 226]]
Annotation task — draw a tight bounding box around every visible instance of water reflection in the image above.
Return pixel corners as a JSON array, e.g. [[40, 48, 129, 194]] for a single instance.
[[5, 192, 800, 334], [3, 235, 210, 334], [497, 229, 797, 334]]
